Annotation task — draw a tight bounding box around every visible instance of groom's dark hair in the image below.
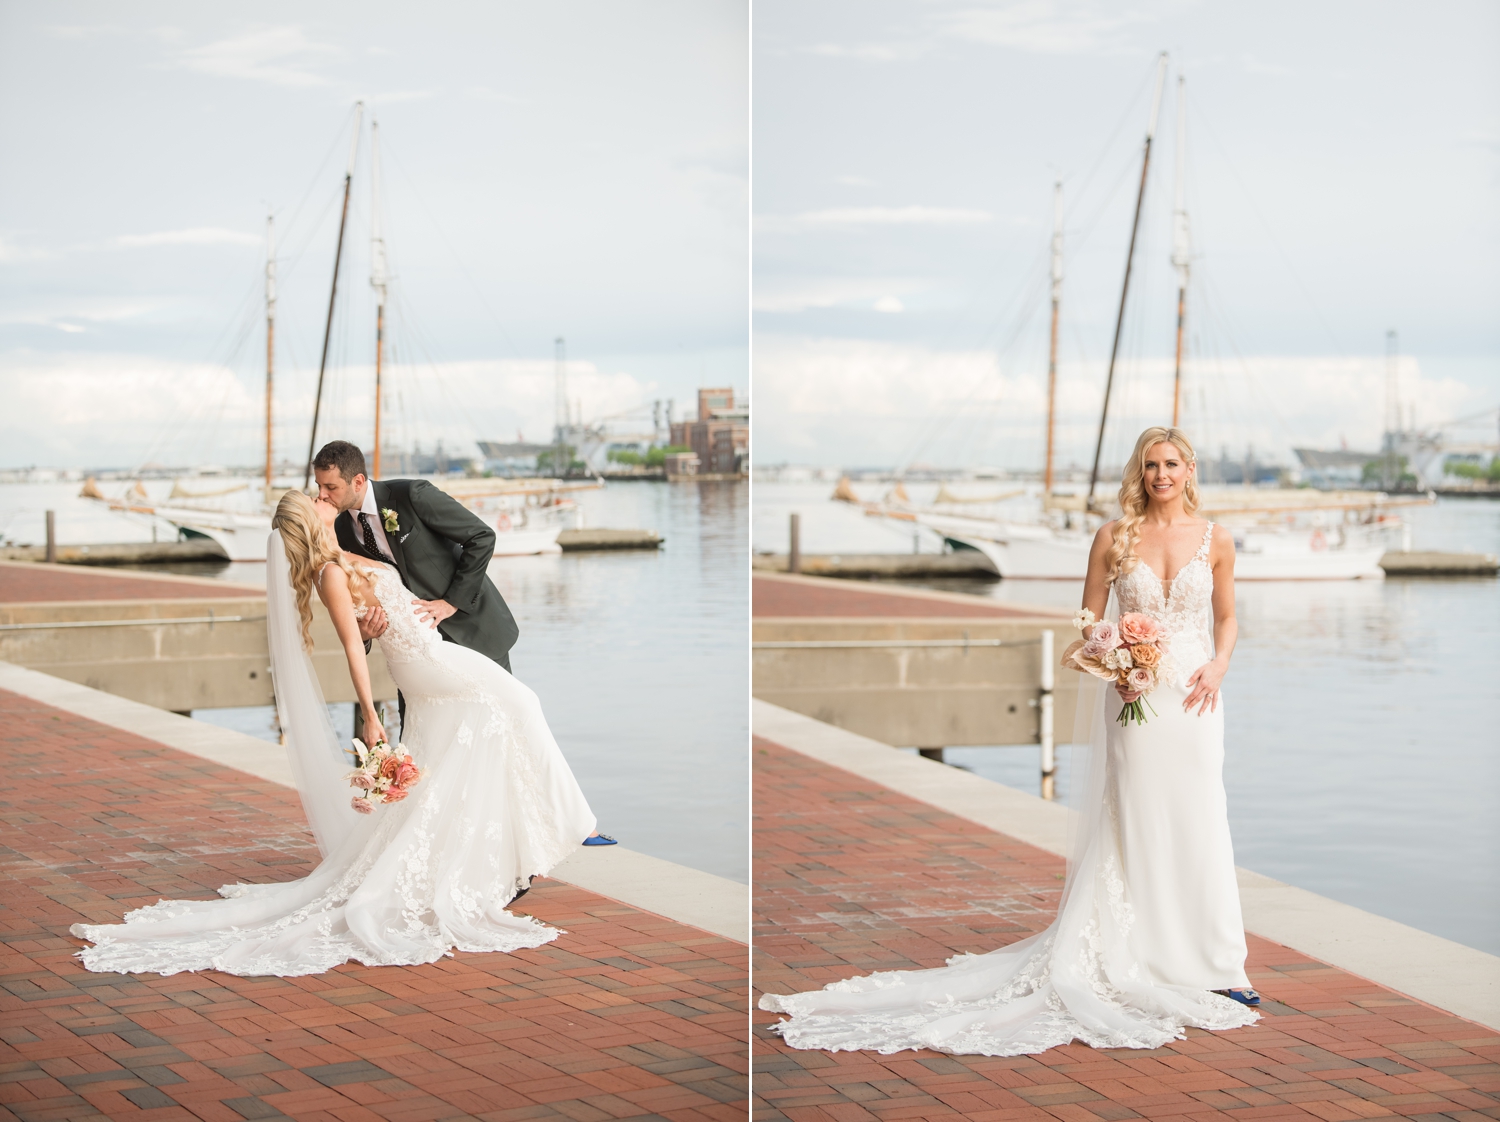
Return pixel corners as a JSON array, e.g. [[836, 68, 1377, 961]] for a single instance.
[[312, 440, 367, 482]]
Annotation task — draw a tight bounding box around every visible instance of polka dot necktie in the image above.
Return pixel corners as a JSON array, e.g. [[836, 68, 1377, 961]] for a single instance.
[[360, 513, 394, 564]]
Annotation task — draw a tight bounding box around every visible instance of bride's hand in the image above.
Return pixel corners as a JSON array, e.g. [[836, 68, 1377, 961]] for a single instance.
[[1114, 682, 1142, 703], [362, 710, 389, 747], [1183, 660, 1226, 715]]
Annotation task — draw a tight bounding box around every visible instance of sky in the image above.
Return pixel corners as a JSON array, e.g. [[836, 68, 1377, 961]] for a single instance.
[[0, 2, 748, 470], [753, 0, 1500, 471]]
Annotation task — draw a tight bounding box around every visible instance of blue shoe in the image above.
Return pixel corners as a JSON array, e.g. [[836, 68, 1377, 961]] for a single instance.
[[1214, 988, 1261, 1006], [583, 833, 618, 846]]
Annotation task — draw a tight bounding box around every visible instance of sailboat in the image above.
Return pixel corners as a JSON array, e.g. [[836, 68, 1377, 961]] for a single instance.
[[882, 59, 1411, 580], [83, 106, 584, 562]]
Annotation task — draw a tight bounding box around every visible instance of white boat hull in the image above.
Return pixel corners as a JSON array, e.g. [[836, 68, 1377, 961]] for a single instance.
[[922, 515, 1389, 581]]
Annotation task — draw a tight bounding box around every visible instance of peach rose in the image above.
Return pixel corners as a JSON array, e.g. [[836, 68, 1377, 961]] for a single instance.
[[382, 787, 410, 803], [394, 762, 421, 788], [1118, 613, 1160, 645], [351, 796, 374, 814], [1129, 643, 1161, 670], [378, 756, 401, 781]]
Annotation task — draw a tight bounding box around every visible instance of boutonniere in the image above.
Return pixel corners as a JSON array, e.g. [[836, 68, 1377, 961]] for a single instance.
[[381, 508, 399, 533]]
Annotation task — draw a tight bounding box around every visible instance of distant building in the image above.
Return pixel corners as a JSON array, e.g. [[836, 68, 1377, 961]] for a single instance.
[[669, 387, 748, 476], [475, 439, 553, 476], [1291, 447, 1376, 489]]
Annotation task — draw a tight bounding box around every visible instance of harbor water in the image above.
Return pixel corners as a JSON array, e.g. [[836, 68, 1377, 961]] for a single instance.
[[2, 479, 749, 883], [755, 482, 1500, 955]]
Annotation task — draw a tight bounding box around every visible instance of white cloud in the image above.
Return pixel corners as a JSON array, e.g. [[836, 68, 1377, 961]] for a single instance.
[[112, 228, 259, 249], [759, 206, 993, 233], [179, 26, 340, 88], [0, 237, 59, 263], [753, 276, 928, 313], [368, 89, 437, 106], [799, 42, 906, 62], [873, 296, 905, 313], [0, 351, 659, 468], [803, 206, 992, 226], [932, 1, 1154, 56], [752, 336, 1487, 468]]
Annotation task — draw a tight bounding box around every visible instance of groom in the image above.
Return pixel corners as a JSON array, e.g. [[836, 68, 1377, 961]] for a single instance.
[[312, 439, 519, 672]]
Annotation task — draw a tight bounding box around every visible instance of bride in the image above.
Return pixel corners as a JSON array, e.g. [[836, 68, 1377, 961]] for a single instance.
[[760, 425, 1261, 1056], [71, 490, 598, 977]]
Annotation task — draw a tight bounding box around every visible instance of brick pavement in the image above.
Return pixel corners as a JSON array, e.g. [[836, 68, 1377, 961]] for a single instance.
[[0, 689, 747, 1121], [752, 736, 1500, 1122], [752, 577, 1034, 620], [0, 564, 253, 603]]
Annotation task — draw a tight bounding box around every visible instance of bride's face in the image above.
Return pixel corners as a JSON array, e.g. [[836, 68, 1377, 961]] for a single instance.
[[313, 497, 340, 547], [1142, 441, 1193, 505]]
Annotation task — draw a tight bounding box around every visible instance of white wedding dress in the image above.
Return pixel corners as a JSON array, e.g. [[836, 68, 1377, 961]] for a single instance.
[[760, 523, 1258, 1056], [71, 542, 597, 977]]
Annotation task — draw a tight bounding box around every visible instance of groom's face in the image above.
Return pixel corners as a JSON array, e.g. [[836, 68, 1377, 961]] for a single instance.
[[314, 467, 366, 513]]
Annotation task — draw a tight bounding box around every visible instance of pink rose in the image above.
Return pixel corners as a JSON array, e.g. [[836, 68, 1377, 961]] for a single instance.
[[1080, 619, 1117, 658], [350, 774, 375, 790], [351, 796, 374, 814], [1118, 613, 1160, 645], [1126, 666, 1153, 693], [382, 787, 410, 803], [394, 763, 421, 788]]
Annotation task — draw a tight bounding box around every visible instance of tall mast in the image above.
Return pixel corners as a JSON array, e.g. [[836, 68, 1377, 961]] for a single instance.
[[264, 213, 276, 491], [371, 118, 388, 481], [304, 101, 364, 490], [1043, 180, 1063, 499], [554, 336, 567, 477], [1087, 53, 1168, 511], [1170, 73, 1190, 428]]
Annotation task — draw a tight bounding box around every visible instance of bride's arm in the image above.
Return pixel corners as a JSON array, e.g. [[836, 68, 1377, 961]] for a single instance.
[[315, 565, 389, 746], [1184, 525, 1238, 715], [1080, 521, 1115, 626]]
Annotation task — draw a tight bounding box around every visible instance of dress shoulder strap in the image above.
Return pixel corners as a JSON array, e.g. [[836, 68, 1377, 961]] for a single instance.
[[1195, 522, 1215, 559]]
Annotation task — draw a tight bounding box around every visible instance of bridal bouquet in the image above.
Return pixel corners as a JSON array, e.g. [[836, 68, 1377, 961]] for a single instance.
[[1062, 609, 1168, 726], [346, 737, 423, 813]]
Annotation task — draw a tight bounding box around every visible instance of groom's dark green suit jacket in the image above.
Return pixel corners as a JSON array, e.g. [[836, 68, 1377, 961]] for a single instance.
[[335, 479, 518, 672]]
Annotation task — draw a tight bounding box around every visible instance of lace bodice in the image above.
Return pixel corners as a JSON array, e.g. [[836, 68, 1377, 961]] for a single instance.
[[344, 562, 444, 664], [1113, 522, 1216, 686]]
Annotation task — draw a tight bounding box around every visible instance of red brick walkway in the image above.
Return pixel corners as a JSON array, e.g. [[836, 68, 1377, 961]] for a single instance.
[[0, 564, 253, 603], [752, 736, 1500, 1121], [0, 689, 746, 1121], [752, 577, 1035, 620]]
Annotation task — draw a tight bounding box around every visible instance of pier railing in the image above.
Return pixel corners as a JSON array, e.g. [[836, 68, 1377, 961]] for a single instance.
[[753, 619, 1072, 798]]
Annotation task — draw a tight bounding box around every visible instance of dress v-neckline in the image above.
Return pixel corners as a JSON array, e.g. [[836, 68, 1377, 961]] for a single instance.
[[1137, 523, 1214, 600]]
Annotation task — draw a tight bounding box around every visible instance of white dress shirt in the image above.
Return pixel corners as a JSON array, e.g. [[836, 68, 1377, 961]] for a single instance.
[[356, 484, 396, 560]]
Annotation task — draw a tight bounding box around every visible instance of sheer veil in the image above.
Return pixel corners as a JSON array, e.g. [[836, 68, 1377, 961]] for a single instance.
[[266, 529, 361, 857]]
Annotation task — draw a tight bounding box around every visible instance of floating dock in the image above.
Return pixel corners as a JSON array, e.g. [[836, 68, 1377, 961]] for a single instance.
[[0, 541, 228, 565], [753, 552, 997, 578], [558, 528, 662, 551], [1380, 550, 1499, 576], [755, 550, 1500, 579]]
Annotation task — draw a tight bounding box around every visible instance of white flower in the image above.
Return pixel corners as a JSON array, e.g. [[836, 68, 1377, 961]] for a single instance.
[[1072, 608, 1097, 631], [1103, 647, 1134, 671]]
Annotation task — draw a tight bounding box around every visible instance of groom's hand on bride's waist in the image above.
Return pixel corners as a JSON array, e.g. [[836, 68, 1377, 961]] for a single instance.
[[413, 598, 457, 628], [357, 604, 389, 641]]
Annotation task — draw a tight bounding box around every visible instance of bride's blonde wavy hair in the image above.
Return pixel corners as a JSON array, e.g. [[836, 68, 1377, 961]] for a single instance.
[[272, 490, 371, 650], [1104, 425, 1202, 585]]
